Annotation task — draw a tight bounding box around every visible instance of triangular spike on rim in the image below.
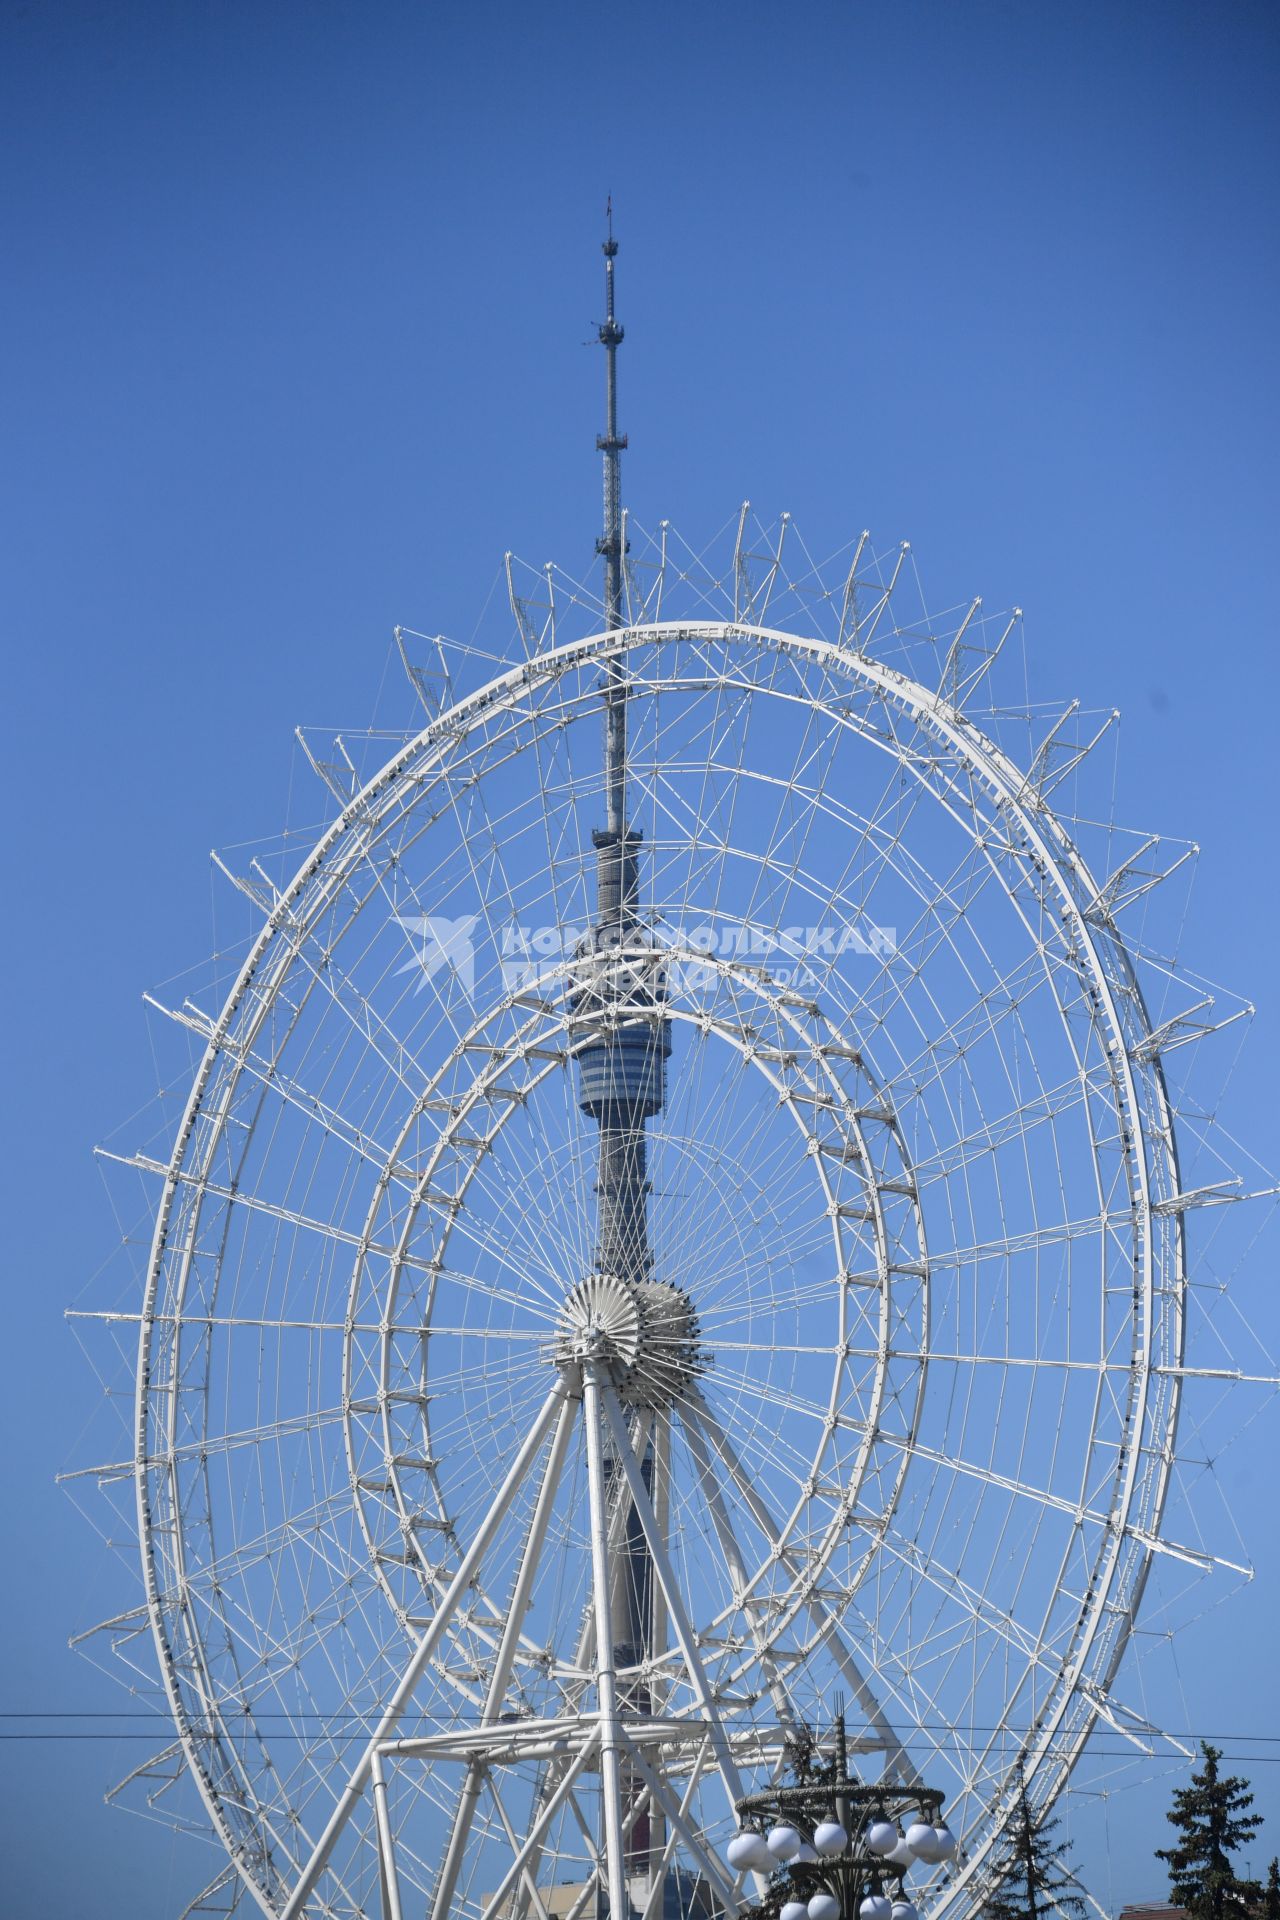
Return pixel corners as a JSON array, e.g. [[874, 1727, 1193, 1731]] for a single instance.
[[295, 728, 359, 807], [142, 991, 218, 1041], [618, 506, 652, 627], [210, 850, 276, 913], [504, 551, 557, 656], [629, 514, 671, 625], [756, 512, 790, 622], [94, 1145, 167, 1178], [937, 595, 983, 702], [106, 1738, 188, 1810], [56, 1453, 133, 1487], [394, 625, 453, 717], [1082, 836, 1197, 924], [1077, 1680, 1191, 1757], [1125, 1525, 1251, 1578], [1151, 1178, 1245, 1217], [68, 1602, 151, 1650], [179, 1865, 249, 1920], [941, 604, 1022, 708], [1017, 703, 1119, 807], [1132, 995, 1253, 1063], [731, 500, 751, 622], [504, 551, 537, 656], [836, 530, 872, 650], [849, 539, 911, 654], [732, 505, 790, 625], [1158, 1358, 1280, 1386], [249, 856, 286, 905]]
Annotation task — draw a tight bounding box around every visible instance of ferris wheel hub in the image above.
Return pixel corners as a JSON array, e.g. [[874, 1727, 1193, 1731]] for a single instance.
[[556, 1272, 702, 1407]]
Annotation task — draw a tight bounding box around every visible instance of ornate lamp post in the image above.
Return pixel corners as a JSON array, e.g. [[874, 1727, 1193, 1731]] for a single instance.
[[724, 1718, 957, 1920]]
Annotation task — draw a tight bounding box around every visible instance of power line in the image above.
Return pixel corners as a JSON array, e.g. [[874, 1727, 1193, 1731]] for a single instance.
[[6, 1712, 1280, 1739]]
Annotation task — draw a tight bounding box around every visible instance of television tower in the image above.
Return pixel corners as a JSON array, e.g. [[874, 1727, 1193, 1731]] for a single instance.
[[566, 205, 689, 1920]]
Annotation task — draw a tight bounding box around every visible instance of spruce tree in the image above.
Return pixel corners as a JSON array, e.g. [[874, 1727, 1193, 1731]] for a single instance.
[[1156, 1743, 1262, 1920], [1262, 1856, 1279, 1920], [981, 1777, 1086, 1920]]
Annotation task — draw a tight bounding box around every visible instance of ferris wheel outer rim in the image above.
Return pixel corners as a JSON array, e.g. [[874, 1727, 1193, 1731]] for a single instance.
[[131, 617, 1188, 1917]]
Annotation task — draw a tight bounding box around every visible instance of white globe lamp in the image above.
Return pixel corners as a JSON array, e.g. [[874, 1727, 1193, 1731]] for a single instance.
[[905, 1820, 944, 1864], [727, 1831, 771, 1873]]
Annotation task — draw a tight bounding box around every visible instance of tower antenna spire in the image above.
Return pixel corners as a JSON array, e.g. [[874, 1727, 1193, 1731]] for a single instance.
[[596, 199, 629, 833], [597, 196, 626, 628]]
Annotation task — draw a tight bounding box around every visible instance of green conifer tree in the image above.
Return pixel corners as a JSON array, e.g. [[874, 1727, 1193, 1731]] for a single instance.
[[1155, 1743, 1262, 1920], [1262, 1856, 1279, 1920], [981, 1776, 1086, 1920]]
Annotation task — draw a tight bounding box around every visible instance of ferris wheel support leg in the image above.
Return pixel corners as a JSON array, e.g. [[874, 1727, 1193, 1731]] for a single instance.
[[679, 1408, 803, 1736], [646, 1409, 671, 1892], [510, 1466, 639, 1920], [597, 1384, 746, 1816], [583, 1361, 635, 1920], [370, 1749, 404, 1920], [429, 1393, 579, 1920], [280, 1382, 570, 1920], [681, 1385, 908, 1773]]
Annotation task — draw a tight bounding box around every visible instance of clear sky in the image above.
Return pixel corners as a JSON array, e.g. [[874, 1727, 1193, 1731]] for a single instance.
[[2, 2, 1278, 1916]]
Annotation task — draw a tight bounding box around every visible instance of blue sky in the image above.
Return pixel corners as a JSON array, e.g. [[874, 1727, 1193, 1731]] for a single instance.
[[2, 2, 1278, 1915]]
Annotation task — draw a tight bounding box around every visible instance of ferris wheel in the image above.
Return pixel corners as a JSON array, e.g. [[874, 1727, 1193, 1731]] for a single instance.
[[83, 231, 1258, 1920]]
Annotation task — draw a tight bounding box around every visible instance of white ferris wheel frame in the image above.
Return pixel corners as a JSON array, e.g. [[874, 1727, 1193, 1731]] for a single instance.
[[130, 617, 1189, 1920]]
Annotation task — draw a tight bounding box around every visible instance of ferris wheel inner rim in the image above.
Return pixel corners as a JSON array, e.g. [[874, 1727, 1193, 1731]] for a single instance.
[[342, 943, 930, 1692]]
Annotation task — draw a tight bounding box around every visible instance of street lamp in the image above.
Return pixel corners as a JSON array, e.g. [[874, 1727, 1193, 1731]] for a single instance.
[[724, 1717, 956, 1920]]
